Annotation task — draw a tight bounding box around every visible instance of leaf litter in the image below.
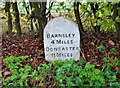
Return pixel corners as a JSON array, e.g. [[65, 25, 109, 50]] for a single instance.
[[1, 31, 120, 86]]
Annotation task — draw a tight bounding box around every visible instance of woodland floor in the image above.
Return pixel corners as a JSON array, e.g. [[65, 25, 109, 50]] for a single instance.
[[1, 31, 120, 83]]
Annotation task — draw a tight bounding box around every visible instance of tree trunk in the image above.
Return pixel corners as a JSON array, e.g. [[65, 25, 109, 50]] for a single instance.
[[12, 2, 22, 37], [30, 2, 47, 40], [5, 2, 13, 37], [38, 2, 47, 40], [31, 2, 42, 38], [74, 2, 84, 37], [29, 2, 34, 32]]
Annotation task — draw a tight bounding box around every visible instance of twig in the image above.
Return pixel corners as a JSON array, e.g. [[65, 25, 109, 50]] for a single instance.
[[81, 48, 86, 61]]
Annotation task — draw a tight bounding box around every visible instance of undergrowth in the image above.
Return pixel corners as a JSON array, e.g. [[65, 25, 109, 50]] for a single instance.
[[3, 56, 120, 87]]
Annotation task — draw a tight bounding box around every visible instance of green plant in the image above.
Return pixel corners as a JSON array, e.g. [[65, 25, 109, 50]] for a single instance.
[[3, 56, 32, 87], [51, 59, 105, 86], [31, 64, 51, 86], [110, 48, 117, 55], [3, 56, 120, 87], [3, 56, 28, 70], [102, 57, 120, 87], [3, 56, 51, 87], [98, 44, 106, 52]]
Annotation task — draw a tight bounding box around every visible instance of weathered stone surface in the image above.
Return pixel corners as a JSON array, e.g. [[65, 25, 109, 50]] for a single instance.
[[44, 17, 80, 61]]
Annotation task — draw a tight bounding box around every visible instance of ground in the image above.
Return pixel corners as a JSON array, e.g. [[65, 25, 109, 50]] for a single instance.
[[1, 32, 120, 81]]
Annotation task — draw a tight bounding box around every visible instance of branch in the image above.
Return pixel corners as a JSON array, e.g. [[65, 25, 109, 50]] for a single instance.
[[46, 1, 54, 15], [74, 2, 84, 37]]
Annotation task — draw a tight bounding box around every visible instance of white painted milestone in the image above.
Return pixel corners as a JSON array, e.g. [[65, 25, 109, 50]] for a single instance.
[[44, 17, 80, 61]]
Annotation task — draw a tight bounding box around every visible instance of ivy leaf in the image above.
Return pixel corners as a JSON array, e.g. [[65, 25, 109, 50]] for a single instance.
[[115, 16, 120, 22], [98, 44, 106, 52], [110, 48, 117, 55], [77, 59, 83, 66]]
